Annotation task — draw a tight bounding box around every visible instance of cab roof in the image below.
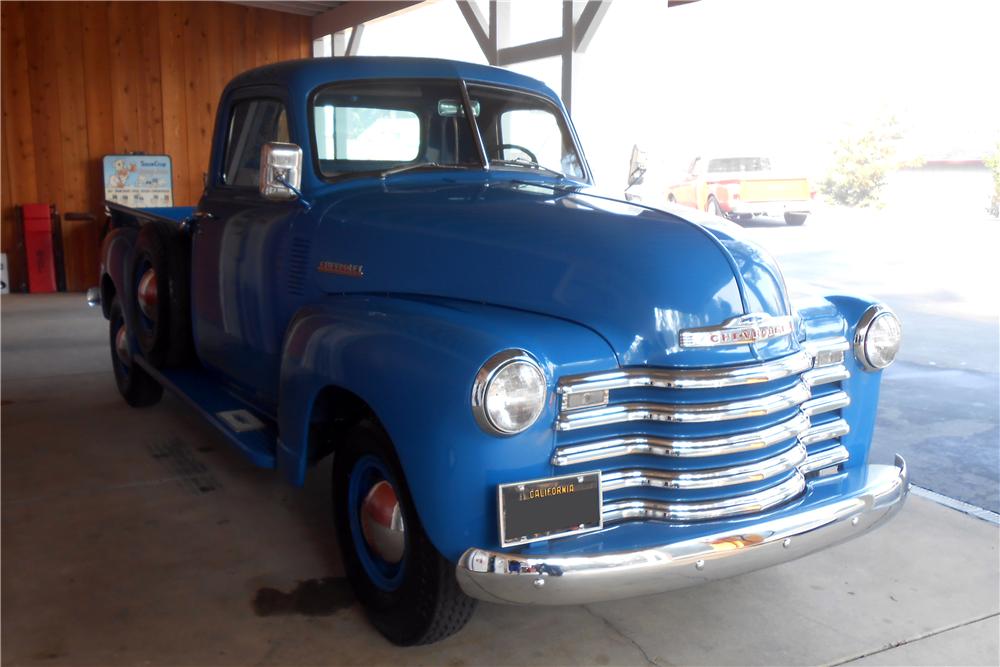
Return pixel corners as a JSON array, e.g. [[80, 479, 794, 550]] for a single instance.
[[226, 56, 561, 106]]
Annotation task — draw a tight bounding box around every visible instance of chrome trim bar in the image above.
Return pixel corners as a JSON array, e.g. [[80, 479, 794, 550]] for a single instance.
[[457, 456, 909, 605], [556, 382, 811, 431], [801, 391, 851, 417], [602, 471, 806, 524], [802, 365, 850, 387], [602, 443, 806, 492], [802, 337, 850, 358], [800, 444, 850, 474], [558, 351, 813, 395], [800, 418, 850, 446], [551, 412, 810, 465]]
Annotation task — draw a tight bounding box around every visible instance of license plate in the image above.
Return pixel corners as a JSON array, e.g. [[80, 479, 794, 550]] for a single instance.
[[498, 471, 602, 547]]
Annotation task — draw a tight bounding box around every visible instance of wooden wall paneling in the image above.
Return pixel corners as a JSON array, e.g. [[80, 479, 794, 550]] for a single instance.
[[299, 17, 312, 59], [107, 2, 142, 153], [1, 1, 311, 290], [1, 1, 36, 291], [23, 3, 65, 217], [1, 2, 38, 205], [281, 11, 303, 62], [181, 2, 216, 204], [158, 2, 191, 205], [55, 2, 97, 290], [137, 2, 165, 156], [81, 2, 116, 216]]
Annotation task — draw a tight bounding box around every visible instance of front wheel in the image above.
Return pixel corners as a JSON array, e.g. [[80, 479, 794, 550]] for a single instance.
[[332, 421, 476, 645], [785, 212, 808, 225], [706, 196, 726, 218]]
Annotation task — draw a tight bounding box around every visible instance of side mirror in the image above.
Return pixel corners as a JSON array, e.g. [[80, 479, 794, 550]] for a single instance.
[[259, 142, 303, 200], [627, 144, 647, 188]]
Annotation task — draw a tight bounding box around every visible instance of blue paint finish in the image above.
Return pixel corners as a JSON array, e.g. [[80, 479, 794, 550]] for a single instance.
[[348, 455, 408, 591], [99, 57, 894, 567], [278, 295, 616, 559]]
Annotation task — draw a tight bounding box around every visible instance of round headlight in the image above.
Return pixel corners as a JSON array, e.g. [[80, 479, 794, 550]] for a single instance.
[[472, 350, 547, 435], [854, 305, 902, 371]]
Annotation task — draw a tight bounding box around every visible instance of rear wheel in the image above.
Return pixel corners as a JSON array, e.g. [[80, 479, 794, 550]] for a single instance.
[[125, 222, 192, 368], [332, 421, 475, 645], [785, 212, 807, 225], [109, 296, 162, 408]]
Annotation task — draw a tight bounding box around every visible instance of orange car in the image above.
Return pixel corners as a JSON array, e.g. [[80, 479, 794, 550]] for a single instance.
[[667, 156, 812, 225]]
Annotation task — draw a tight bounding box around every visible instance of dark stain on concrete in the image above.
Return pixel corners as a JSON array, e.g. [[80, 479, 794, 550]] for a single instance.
[[147, 437, 221, 494], [253, 577, 355, 617]]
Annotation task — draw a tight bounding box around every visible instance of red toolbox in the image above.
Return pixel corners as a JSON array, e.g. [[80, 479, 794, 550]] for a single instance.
[[20, 203, 57, 293]]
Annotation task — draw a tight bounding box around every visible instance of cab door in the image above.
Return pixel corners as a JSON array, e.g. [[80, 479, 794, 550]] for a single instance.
[[672, 157, 701, 209], [190, 90, 297, 411]]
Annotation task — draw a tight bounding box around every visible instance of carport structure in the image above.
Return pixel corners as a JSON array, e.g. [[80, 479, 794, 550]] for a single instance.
[[1, 1, 997, 665]]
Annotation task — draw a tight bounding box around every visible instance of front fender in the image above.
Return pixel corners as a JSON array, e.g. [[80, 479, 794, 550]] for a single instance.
[[277, 295, 616, 561], [797, 292, 889, 473]]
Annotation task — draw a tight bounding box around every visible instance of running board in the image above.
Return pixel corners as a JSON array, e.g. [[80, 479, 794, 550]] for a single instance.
[[134, 358, 278, 469]]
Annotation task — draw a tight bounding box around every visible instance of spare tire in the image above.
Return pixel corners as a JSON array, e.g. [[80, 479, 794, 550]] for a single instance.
[[125, 221, 192, 368]]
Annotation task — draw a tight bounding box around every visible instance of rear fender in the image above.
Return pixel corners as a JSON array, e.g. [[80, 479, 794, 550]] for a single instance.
[[277, 295, 616, 561], [99, 226, 138, 318]]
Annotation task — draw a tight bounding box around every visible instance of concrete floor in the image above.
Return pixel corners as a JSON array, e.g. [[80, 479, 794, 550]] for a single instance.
[[2, 294, 998, 666]]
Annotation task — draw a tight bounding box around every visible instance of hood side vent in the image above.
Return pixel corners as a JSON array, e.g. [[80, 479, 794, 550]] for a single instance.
[[287, 237, 310, 296]]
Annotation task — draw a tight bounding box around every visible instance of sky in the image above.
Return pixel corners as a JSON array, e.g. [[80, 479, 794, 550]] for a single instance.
[[355, 0, 1000, 190]]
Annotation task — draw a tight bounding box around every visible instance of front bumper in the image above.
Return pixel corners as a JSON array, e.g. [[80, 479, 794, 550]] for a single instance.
[[456, 455, 908, 605], [728, 199, 810, 217]]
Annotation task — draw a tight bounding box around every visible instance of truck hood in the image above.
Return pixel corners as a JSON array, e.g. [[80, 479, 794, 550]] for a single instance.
[[309, 179, 797, 367]]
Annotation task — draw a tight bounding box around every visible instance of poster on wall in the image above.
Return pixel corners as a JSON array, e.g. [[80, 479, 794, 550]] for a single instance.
[[102, 154, 174, 207]]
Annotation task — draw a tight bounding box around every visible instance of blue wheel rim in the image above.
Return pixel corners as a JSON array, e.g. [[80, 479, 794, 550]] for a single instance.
[[347, 454, 407, 591]]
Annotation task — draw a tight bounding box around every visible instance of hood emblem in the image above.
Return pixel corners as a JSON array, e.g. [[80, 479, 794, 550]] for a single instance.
[[679, 313, 793, 348], [317, 260, 364, 278]]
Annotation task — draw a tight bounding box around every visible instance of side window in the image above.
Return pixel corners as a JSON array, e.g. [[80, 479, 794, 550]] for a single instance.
[[223, 99, 288, 187], [498, 108, 568, 174]]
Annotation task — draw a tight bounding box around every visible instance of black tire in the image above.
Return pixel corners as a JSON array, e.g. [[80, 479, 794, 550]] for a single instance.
[[333, 420, 476, 646], [707, 195, 725, 218], [785, 212, 807, 226], [109, 296, 163, 408], [125, 221, 192, 368]]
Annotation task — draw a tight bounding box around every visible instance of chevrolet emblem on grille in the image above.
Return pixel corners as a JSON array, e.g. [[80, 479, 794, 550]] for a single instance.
[[679, 313, 793, 348]]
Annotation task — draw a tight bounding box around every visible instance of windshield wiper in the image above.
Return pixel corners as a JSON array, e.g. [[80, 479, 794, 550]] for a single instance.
[[380, 162, 475, 178], [490, 159, 565, 179]]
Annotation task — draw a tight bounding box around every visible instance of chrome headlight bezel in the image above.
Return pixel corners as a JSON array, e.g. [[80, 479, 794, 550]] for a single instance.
[[472, 349, 547, 436], [853, 304, 902, 371]]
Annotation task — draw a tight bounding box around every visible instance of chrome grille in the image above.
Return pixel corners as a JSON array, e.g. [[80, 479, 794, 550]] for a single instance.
[[554, 338, 852, 525]]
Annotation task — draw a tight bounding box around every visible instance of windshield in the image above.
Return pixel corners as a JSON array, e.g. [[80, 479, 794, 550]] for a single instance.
[[707, 157, 772, 173], [467, 83, 586, 180], [312, 80, 480, 178]]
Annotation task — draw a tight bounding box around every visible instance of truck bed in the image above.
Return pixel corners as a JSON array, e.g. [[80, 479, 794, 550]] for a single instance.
[[106, 201, 196, 228]]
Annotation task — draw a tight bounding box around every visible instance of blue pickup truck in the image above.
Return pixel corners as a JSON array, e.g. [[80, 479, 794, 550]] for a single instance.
[[94, 57, 908, 645]]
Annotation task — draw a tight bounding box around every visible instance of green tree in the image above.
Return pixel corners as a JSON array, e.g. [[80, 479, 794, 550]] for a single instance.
[[984, 140, 1000, 215], [820, 117, 903, 208]]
